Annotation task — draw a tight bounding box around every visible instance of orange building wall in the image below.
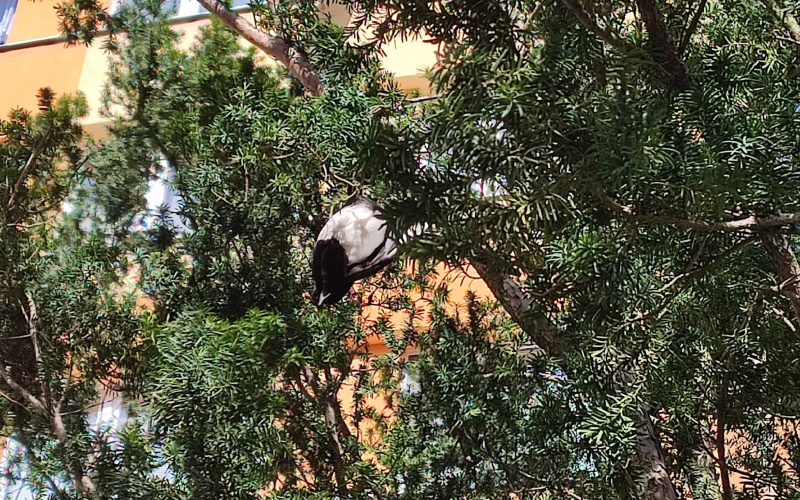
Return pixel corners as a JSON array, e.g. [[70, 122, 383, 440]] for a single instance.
[[0, 0, 115, 114], [0, 43, 88, 113], [6, 0, 67, 42], [5, 0, 114, 42]]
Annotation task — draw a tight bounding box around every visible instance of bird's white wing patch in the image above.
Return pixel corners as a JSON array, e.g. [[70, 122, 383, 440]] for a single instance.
[[318, 203, 389, 264]]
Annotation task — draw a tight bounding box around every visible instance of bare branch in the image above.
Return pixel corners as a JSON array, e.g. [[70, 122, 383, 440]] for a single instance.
[[0, 365, 47, 416], [635, 0, 691, 90], [194, 0, 324, 96], [762, 0, 800, 45], [560, 0, 632, 50], [678, 0, 708, 55], [599, 193, 800, 233]]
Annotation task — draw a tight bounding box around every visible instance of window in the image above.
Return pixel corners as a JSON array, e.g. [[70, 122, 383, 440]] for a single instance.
[[111, 0, 249, 17], [0, 0, 17, 45], [400, 351, 421, 394], [142, 157, 190, 234], [177, 0, 249, 16]]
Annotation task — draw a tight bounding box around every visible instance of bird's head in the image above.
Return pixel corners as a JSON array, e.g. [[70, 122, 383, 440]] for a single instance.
[[313, 283, 349, 306]]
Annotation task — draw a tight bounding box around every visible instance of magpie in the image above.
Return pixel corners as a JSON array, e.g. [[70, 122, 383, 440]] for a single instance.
[[312, 196, 397, 306]]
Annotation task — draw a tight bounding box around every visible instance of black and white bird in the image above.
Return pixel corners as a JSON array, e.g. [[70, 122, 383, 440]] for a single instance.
[[312, 196, 397, 306]]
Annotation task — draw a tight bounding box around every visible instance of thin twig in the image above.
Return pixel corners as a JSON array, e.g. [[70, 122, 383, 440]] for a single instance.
[[560, 0, 632, 50], [7, 130, 51, 213], [678, 0, 708, 55], [624, 237, 757, 325], [599, 192, 800, 233], [776, 35, 800, 46], [405, 95, 440, 104], [657, 236, 757, 293], [0, 389, 29, 411]]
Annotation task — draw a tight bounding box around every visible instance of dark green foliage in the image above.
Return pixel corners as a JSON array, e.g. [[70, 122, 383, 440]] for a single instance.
[[25, 0, 800, 497], [72, 10, 409, 498], [353, 0, 800, 497], [0, 93, 149, 498]]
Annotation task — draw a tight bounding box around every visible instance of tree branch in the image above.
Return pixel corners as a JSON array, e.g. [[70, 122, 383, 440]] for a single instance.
[[193, 0, 325, 96], [470, 260, 563, 354], [470, 259, 677, 500], [762, 0, 800, 45], [13, 429, 71, 500], [623, 236, 757, 326], [52, 409, 96, 494], [678, 0, 707, 55], [599, 193, 800, 233], [58, 357, 76, 413], [302, 363, 350, 495], [560, 0, 632, 50], [635, 0, 691, 90], [716, 372, 733, 500], [7, 294, 94, 494], [23, 293, 52, 412], [190, 4, 676, 496], [7, 130, 51, 216], [761, 233, 800, 329], [0, 365, 47, 416], [657, 236, 756, 294]]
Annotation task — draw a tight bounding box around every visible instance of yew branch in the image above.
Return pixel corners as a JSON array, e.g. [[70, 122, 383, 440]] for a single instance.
[[194, 0, 325, 96], [599, 193, 800, 233]]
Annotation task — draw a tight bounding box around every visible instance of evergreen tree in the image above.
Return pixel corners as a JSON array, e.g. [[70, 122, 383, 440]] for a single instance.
[[0, 89, 148, 496], [38, 0, 800, 498]]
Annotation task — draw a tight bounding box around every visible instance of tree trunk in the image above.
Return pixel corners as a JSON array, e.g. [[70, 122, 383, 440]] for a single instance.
[[636, 408, 678, 500], [471, 261, 563, 354], [635, 0, 691, 90], [761, 233, 800, 328], [53, 410, 97, 495], [686, 446, 723, 500], [473, 260, 678, 499]]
